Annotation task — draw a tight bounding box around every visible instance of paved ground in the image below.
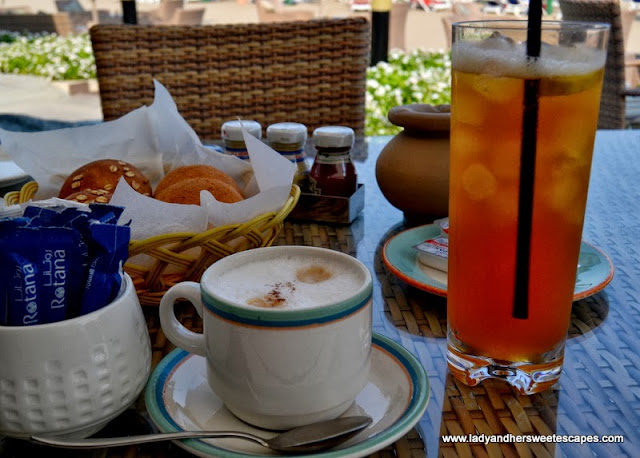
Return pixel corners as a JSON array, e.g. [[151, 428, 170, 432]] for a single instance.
[[0, 0, 638, 122], [0, 74, 102, 121]]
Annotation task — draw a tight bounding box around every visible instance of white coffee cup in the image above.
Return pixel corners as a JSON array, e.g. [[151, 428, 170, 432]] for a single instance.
[[0, 273, 152, 439], [159, 246, 373, 430]]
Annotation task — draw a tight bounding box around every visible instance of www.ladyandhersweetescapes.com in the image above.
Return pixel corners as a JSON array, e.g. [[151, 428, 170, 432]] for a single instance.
[[442, 433, 625, 445]]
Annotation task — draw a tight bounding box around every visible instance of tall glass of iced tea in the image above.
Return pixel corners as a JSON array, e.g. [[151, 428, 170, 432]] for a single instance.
[[448, 21, 609, 394]]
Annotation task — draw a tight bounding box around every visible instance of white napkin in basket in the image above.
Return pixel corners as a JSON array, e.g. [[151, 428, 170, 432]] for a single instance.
[[0, 81, 296, 239]]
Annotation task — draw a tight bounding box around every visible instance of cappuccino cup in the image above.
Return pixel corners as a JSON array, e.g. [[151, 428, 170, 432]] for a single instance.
[[159, 246, 373, 430]]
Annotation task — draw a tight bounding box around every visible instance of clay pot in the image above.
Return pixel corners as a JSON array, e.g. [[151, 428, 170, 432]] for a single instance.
[[375, 104, 450, 225]]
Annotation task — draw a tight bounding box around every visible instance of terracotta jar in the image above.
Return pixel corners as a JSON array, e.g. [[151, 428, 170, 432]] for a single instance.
[[375, 104, 450, 225]]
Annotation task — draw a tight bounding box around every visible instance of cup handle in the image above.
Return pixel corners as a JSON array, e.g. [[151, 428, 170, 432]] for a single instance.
[[159, 282, 206, 357]]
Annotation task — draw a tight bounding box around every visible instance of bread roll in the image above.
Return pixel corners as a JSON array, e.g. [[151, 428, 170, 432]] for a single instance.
[[155, 177, 244, 205], [155, 164, 241, 196], [64, 189, 113, 204], [59, 159, 152, 199]]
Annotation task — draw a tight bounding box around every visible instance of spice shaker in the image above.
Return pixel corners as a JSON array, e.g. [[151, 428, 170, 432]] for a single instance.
[[221, 120, 262, 160], [266, 122, 309, 186]]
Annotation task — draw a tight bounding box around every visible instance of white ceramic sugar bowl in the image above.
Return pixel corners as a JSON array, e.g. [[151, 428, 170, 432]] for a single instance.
[[0, 274, 151, 439]]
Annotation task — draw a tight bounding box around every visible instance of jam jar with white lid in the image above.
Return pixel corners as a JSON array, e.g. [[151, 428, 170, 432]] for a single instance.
[[221, 120, 262, 160], [308, 126, 357, 197], [266, 122, 309, 186]]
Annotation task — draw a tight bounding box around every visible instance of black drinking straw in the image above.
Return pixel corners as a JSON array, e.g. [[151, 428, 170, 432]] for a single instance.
[[513, 0, 542, 320]]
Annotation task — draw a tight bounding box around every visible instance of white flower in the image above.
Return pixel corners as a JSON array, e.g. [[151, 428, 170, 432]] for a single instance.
[[368, 79, 380, 89], [364, 49, 451, 135]]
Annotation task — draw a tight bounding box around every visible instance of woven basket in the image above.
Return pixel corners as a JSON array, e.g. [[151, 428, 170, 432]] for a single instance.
[[4, 181, 301, 307]]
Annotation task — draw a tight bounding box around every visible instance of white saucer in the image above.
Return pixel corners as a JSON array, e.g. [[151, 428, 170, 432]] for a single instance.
[[0, 159, 29, 187], [144, 332, 429, 458]]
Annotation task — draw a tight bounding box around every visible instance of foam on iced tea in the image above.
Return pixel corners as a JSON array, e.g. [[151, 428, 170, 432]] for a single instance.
[[214, 254, 364, 309], [451, 35, 606, 80]]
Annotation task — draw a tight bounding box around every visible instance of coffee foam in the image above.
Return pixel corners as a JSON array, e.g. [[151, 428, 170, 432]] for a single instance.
[[212, 254, 365, 309]]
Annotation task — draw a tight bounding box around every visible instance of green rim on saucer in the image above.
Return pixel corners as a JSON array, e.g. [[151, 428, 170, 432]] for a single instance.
[[382, 224, 614, 300]]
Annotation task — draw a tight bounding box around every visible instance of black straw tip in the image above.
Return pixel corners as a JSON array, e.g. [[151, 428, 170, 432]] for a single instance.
[[526, 0, 543, 58]]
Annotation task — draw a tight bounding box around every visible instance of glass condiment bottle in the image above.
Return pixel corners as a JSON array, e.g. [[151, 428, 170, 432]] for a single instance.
[[308, 126, 357, 197], [221, 120, 262, 160], [266, 122, 309, 187]]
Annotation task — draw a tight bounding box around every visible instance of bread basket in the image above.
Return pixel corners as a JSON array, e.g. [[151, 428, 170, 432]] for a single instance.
[[4, 181, 300, 306]]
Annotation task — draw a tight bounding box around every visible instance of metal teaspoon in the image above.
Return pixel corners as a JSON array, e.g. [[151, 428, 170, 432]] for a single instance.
[[30, 415, 373, 453]]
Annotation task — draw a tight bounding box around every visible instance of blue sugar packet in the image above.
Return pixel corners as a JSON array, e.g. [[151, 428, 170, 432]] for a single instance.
[[0, 226, 88, 325], [0, 203, 129, 325], [23, 204, 123, 230], [22, 206, 60, 226], [5, 253, 41, 326], [0, 220, 35, 325], [39, 227, 89, 323], [0, 215, 31, 230], [71, 204, 129, 316], [80, 221, 130, 315], [26, 206, 89, 230], [13, 210, 91, 322]]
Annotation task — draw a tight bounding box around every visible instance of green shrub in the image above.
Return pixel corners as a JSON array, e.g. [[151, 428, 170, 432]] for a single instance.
[[366, 48, 451, 136], [0, 32, 96, 80]]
